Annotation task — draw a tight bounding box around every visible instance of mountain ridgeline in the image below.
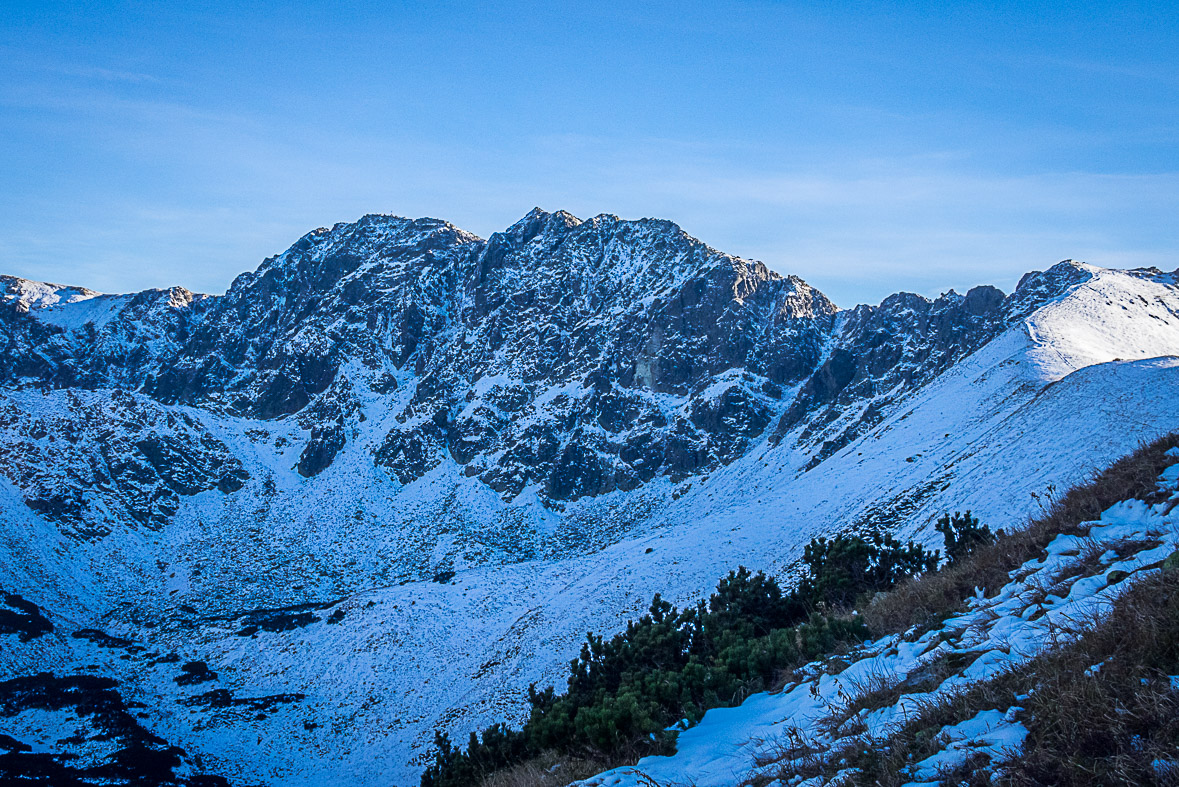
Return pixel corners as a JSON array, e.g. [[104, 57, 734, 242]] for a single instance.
[[0, 209, 1098, 532], [3, 209, 1179, 786]]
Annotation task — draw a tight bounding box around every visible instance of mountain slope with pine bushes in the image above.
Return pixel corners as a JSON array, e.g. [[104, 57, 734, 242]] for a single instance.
[[0, 210, 1177, 784]]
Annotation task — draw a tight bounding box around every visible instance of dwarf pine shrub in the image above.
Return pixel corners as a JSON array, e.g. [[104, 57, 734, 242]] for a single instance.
[[420, 528, 943, 787]]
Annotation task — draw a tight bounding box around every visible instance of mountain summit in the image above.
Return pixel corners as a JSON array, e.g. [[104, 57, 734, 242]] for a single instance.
[[0, 211, 1107, 516], [1, 212, 1178, 785]]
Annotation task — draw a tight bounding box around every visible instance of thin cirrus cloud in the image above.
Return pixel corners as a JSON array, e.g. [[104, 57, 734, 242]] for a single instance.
[[1, 103, 1175, 307], [0, 1, 1176, 307], [47, 63, 160, 84], [576, 166, 1179, 306], [4, 118, 1172, 308]]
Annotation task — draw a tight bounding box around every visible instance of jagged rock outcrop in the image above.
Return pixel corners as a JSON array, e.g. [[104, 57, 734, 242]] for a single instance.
[[0, 388, 247, 538], [0, 212, 1113, 527], [766, 263, 1111, 466]]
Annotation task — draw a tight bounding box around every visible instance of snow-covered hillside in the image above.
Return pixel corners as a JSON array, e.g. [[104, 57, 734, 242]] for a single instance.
[[579, 450, 1179, 787], [0, 212, 1177, 785]]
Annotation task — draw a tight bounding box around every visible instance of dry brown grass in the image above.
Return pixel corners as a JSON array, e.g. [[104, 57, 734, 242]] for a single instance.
[[843, 670, 1027, 787], [862, 432, 1179, 637], [843, 547, 1179, 785], [743, 726, 833, 786], [748, 648, 993, 786], [856, 565, 1179, 786], [818, 666, 903, 737], [478, 751, 607, 787], [818, 654, 968, 740], [748, 432, 1179, 787], [999, 568, 1179, 786]]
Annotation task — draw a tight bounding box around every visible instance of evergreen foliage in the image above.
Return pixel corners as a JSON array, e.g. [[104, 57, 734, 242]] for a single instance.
[[420, 525, 951, 787], [934, 510, 995, 565], [798, 530, 940, 607]]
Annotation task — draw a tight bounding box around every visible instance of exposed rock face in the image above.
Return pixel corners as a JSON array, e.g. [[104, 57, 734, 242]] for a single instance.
[[768, 259, 1116, 470], [3, 213, 1178, 787], [0, 210, 1101, 528], [0, 388, 247, 538], [0, 671, 229, 786]]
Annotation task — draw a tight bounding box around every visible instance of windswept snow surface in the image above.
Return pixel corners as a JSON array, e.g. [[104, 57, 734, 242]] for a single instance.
[[0, 261, 1177, 786], [579, 452, 1179, 787], [0, 275, 101, 310]]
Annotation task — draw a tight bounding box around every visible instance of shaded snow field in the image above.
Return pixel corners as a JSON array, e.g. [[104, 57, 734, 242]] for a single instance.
[[580, 451, 1179, 787]]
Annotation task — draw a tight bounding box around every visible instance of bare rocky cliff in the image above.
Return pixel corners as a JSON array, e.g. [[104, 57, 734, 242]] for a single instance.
[[0, 210, 1104, 533]]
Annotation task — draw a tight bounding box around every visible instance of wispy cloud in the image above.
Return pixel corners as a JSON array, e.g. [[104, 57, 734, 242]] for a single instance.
[[2, 112, 1174, 307], [1003, 52, 1179, 84], [0, 2, 1175, 308], [48, 63, 160, 84]]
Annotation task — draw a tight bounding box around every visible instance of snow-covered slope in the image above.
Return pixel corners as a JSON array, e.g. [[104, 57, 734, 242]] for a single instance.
[[579, 450, 1179, 787], [0, 212, 1177, 785]]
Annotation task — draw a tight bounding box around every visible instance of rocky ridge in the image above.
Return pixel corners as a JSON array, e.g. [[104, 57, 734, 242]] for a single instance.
[[0, 210, 1109, 534], [1, 210, 1178, 786]]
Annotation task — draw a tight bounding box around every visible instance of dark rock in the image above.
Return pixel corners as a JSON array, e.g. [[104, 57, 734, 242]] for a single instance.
[[0, 671, 228, 785], [0, 591, 53, 641], [297, 422, 347, 478], [72, 629, 134, 649], [174, 661, 217, 686], [234, 605, 320, 636], [179, 687, 304, 712], [964, 285, 1004, 315], [0, 734, 30, 753], [1106, 569, 1132, 585], [0, 389, 247, 538]]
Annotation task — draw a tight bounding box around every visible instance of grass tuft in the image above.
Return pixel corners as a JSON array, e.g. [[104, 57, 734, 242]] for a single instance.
[[479, 752, 605, 787], [862, 433, 1179, 637]]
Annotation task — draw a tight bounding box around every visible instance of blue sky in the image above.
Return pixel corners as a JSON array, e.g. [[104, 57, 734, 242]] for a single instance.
[[1, 1, 1176, 306]]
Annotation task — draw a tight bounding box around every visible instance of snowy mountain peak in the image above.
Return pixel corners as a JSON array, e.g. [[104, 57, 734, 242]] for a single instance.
[[1, 274, 101, 313], [504, 206, 583, 240], [1009, 258, 1096, 311], [0, 213, 1177, 786], [2, 216, 1172, 521]]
